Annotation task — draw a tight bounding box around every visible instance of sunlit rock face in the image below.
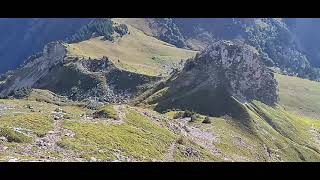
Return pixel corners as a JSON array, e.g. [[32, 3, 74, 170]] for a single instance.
[[170, 40, 278, 106]]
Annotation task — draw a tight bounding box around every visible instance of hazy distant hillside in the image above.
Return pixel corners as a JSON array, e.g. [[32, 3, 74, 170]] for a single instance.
[[0, 18, 94, 73], [131, 18, 320, 80], [284, 18, 320, 68], [1, 18, 320, 80]]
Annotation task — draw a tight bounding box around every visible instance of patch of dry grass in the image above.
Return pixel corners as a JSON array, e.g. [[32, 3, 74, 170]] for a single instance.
[[66, 23, 196, 76]]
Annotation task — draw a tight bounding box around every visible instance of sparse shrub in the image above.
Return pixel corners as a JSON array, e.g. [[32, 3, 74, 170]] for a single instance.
[[184, 110, 194, 118], [56, 141, 68, 149], [10, 87, 32, 99], [93, 105, 118, 120], [114, 24, 128, 36], [202, 116, 211, 124], [173, 110, 195, 119], [190, 114, 198, 122], [173, 111, 184, 119], [177, 136, 186, 145], [63, 114, 72, 120]]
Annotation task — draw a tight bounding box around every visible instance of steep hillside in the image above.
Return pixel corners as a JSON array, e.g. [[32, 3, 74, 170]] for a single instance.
[[2, 18, 319, 80], [1, 85, 319, 162], [175, 18, 320, 80], [0, 20, 196, 103], [0, 42, 157, 103], [139, 40, 278, 118], [119, 18, 320, 81], [114, 18, 187, 48], [0, 44, 319, 161], [1, 18, 320, 80], [1, 18, 320, 162], [66, 20, 196, 77]]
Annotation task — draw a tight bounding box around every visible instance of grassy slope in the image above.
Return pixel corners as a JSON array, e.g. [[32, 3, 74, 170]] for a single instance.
[[0, 99, 54, 137], [58, 108, 176, 161], [1, 76, 320, 161], [247, 101, 320, 161], [275, 73, 320, 119], [0, 96, 218, 161], [65, 21, 197, 77], [136, 73, 320, 161], [213, 73, 320, 161]]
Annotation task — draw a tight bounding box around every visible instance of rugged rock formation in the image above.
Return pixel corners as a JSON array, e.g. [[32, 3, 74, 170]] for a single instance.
[[0, 42, 156, 103], [143, 40, 278, 117], [0, 42, 67, 97], [184, 40, 278, 105]]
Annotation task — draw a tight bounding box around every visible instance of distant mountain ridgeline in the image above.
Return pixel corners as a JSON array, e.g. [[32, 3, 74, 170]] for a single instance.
[[145, 18, 320, 81], [1, 18, 320, 81], [0, 18, 94, 73], [0, 18, 129, 74]]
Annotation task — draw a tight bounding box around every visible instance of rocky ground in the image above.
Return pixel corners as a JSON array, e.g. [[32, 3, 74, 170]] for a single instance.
[[1, 96, 320, 162]]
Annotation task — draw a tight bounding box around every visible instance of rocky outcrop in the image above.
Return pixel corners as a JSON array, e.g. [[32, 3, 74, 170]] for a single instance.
[[0, 42, 156, 103], [144, 40, 278, 117], [185, 40, 278, 105], [33, 57, 156, 103]]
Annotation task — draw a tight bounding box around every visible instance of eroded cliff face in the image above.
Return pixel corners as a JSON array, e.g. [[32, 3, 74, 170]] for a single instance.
[[145, 40, 278, 116], [186, 40, 278, 105], [0, 42, 67, 97], [0, 42, 156, 103], [0, 18, 95, 74]]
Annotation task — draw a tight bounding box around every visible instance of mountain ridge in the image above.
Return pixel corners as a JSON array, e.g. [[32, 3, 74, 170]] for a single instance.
[[139, 40, 278, 118], [1, 18, 320, 162]]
